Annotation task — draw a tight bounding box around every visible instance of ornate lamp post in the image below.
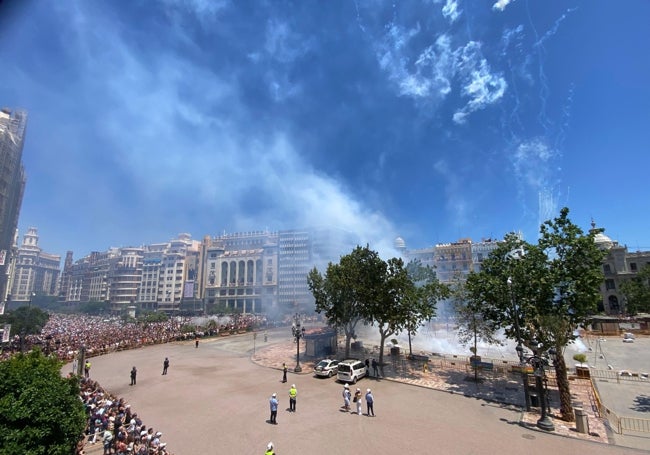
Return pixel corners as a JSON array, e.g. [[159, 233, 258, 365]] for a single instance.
[[527, 344, 555, 431], [292, 313, 306, 372], [507, 276, 531, 411]]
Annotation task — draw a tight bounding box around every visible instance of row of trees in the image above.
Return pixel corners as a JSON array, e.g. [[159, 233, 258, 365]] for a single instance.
[[310, 208, 607, 423], [307, 246, 449, 367]]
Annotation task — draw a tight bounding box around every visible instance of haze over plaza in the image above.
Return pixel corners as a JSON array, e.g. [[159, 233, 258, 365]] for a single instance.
[[1, 1, 649, 259]]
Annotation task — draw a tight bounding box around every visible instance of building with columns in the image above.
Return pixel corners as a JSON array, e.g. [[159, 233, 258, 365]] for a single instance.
[[203, 230, 278, 314]]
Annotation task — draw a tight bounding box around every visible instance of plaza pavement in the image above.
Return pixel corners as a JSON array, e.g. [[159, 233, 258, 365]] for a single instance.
[[81, 328, 648, 455]]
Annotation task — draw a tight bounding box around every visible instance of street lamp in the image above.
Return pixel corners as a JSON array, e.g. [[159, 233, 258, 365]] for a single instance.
[[527, 344, 555, 431], [28, 292, 35, 308], [292, 313, 306, 372], [507, 276, 531, 411]]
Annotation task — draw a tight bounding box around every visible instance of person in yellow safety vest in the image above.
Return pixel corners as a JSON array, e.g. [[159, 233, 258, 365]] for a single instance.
[[265, 441, 275, 455], [288, 384, 297, 412], [84, 361, 91, 378]]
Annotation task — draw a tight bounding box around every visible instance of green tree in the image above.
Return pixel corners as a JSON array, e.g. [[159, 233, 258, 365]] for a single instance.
[[536, 207, 606, 421], [467, 208, 605, 421], [0, 350, 86, 455], [77, 300, 111, 316], [139, 311, 169, 323], [620, 265, 650, 315], [452, 278, 501, 382], [0, 307, 49, 352], [361, 257, 411, 368], [403, 260, 448, 357], [308, 245, 385, 358]]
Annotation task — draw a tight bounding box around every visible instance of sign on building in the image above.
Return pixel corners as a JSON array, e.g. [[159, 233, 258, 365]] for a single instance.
[[1, 324, 11, 343], [183, 280, 195, 298]]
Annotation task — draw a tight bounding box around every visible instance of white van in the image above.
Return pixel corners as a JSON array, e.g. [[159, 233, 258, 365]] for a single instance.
[[337, 359, 367, 384]]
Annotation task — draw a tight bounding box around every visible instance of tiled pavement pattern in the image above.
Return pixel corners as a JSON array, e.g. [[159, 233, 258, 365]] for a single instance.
[[252, 342, 608, 444]]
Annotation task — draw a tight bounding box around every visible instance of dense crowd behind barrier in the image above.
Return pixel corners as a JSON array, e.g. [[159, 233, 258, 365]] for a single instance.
[[1, 312, 282, 455]]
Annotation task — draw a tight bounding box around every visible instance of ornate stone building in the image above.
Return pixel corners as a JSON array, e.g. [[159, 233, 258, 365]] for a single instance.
[[9, 227, 60, 301], [594, 223, 650, 315]]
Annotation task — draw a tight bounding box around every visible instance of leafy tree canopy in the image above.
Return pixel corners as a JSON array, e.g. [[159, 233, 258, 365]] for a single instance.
[[0, 306, 49, 340], [465, 207, 605, 421], [620, 264, 650, 315], [308, 245, 385, 358], [0, 350, 86, 455]]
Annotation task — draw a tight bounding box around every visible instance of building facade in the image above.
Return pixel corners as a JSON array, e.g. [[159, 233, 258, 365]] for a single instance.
[[594, 224, 650, 315], [203, 230, 278, 314], [9, 227, 60, 301], [0, 108, 27, 309]]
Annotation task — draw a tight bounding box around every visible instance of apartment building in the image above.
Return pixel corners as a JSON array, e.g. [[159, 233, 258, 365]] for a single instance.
[[0, 108, 27, 308]]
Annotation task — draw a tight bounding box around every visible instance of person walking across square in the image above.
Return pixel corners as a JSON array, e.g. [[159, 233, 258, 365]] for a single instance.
[[162, 357, 169, 375], [130, 366, 137, 386], [282, 363, 287, 383]]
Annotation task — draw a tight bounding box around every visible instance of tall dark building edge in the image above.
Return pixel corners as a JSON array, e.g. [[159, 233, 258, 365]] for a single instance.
[[0, 108, 27, 309]]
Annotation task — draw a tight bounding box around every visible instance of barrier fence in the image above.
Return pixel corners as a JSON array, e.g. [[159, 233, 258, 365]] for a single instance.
[[591, 372, 650, 435], [392, 352, 650, 436]]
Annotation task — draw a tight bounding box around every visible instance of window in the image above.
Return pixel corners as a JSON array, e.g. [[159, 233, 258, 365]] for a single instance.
[[605, 279, 616, 290], [603, 264, 611, 273], [630, 263, 637, 272]]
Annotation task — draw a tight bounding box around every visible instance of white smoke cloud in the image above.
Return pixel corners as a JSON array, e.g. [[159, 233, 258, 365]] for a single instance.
[[453, 41, 507, 123], [442, 0, 462, 24], [492, 0, 516, 12]]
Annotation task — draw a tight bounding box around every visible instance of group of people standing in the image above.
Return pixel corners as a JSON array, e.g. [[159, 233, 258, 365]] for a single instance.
[[268, 381, 298, 425], [268, 371, 376, 430], [342, 383, 374, 416]]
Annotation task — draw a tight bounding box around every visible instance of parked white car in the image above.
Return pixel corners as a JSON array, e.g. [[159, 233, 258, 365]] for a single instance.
[[314, 359, 340, 377], [623, 333, 635, 343], [337, 359, 367, 384]]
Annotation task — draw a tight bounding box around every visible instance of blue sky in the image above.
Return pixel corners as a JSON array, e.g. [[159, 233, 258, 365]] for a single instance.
[[1, 0, 649, 260]]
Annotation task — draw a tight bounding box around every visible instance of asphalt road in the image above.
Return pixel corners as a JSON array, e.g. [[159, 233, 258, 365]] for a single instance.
[[83, 331, 646, 455]]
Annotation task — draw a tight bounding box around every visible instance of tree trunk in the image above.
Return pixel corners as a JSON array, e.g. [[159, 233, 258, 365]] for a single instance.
[[344, 332, 352, 359], [473, 330, 478, 383], [554, 353, 575, 422], [378, 332, 388, 373], [408, 331, 413, 356]]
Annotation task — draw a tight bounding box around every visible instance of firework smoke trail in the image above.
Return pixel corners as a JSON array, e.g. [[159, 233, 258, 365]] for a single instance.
[[554, 83, 574, 154], [353, 0, 366, 35], [499, 25, 526, 144]]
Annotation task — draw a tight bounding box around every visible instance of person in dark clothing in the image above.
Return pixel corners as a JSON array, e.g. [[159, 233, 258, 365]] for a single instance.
[[365, 388, 375, 416], [282, 363, 287, 383], [372, 358, 379, 377], [162, 357, 169, 375], [365, 358, 370, 376], [130, 366, 137, 385]]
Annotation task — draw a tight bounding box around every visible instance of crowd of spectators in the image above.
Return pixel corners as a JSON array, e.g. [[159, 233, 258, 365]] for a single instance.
[[1, 312, 278, 454], [78, 377, 170, 455]]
